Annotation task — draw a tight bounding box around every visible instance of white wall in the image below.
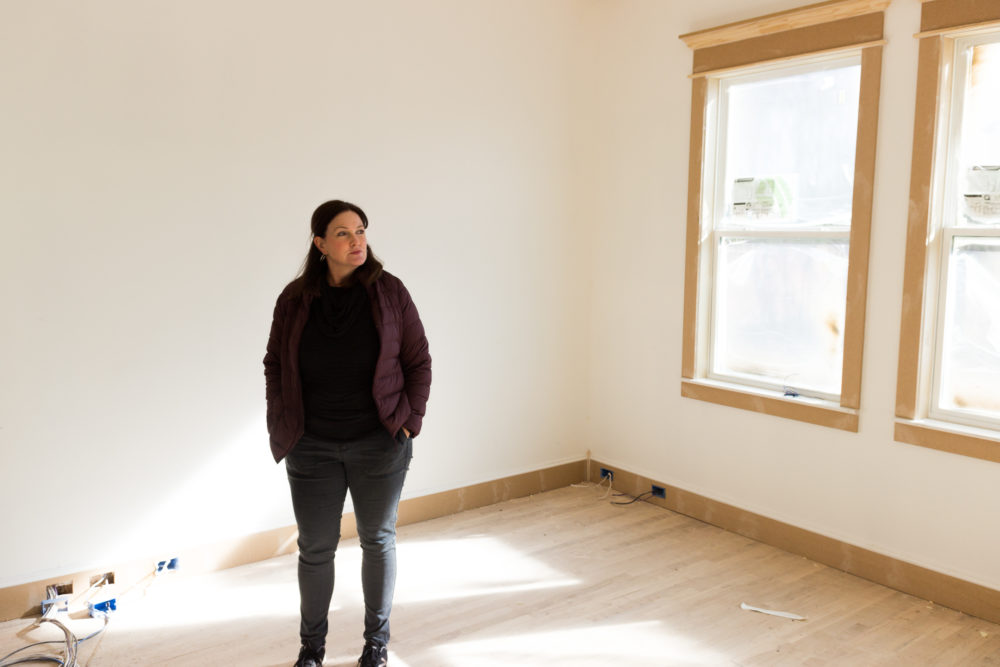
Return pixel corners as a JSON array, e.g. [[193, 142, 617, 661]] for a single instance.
[[0, 0, 589, 587], [585, 0, 1000, 591], [4, 0, 1000, 597]]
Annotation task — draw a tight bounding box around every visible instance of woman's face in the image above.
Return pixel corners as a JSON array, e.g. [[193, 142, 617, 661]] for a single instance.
[[313, 211, 368, 280]]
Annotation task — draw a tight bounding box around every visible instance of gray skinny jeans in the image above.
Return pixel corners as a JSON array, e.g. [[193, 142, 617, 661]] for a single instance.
[[285, 427, 412, 650]]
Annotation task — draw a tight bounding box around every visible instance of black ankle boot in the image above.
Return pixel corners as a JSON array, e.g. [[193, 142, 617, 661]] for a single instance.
[[357, 642, 387, 667], [294, 644, 325, 667]]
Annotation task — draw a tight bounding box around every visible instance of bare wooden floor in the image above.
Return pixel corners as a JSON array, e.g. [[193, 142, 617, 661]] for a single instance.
[[3, 484, 1000, 666]]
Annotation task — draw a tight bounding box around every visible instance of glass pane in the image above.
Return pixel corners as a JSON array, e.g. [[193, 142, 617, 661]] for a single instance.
[[720, 60, 860, 229], [713, 237, 848, 395], [938, 236, 1000, 416], [957, 41, 1000, 226]]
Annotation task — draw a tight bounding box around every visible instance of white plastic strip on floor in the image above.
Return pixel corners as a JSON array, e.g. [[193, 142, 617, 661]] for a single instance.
[[740, 602, 807, 621]]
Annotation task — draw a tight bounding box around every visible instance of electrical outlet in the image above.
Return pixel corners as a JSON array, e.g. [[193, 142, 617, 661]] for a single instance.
[[88, 598, 117, 617], [599, 467, 614, 481], [41, 595, 71, 615], [651, 485, 666, 499], [155, 557, 180, 575]]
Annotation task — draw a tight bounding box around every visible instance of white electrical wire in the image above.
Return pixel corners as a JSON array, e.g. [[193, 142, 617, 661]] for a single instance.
[[571, 474, 613, 499], [0, 560, 177, 667], [0, 579, 116, 667], [0, 616, 78, 667]]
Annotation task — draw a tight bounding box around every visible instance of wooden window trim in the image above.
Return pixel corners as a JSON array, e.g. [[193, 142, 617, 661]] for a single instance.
[[894, 0, 1000, 463], [680, 1, 884, 430], [682, 380, 859, 431], [919, 0, 1000, 36], [689, 14, 885, 77], [679, 0, 891, 50], [896, 421, 1000, 464]]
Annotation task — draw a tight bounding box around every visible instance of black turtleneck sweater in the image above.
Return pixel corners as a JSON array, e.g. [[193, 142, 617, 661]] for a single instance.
[[298, 282, 381, 441]]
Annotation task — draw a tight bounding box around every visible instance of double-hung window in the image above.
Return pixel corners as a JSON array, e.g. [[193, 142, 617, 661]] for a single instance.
[[932, 35, 1000, 427], [710, 57, 860, 400], [680, 0, 887, 431], [896, 0, 1000, 461]]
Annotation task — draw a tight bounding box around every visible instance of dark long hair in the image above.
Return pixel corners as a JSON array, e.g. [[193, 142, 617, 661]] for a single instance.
[[290, 199, 384, 297]]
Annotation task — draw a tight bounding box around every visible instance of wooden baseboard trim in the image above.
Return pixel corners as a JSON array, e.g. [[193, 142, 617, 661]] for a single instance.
[[396, 459, 588, 528], [0, 458, 586, 622], [590, 459, 1000, 625]]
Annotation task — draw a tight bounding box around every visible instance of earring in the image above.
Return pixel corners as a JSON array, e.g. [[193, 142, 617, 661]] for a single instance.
[[320, 254, 327, 262]]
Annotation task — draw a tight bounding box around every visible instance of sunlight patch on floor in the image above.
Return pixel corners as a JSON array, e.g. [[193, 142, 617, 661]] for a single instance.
[[395, 537, 580, 603], [431, 620, 728, 666], [108, 576, 300, 631]]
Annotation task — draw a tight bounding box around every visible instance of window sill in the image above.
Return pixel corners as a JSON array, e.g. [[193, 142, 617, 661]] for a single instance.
[[681, 379, 859, 431], [894, 419, 1000, 464]]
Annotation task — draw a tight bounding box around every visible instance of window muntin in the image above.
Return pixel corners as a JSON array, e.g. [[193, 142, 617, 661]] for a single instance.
[[928, 33, 1000, 431], [706, 55, 861, 398]]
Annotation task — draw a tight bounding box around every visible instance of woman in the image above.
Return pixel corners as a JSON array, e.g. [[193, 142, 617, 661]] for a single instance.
[[264, 200, 431, 667]]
